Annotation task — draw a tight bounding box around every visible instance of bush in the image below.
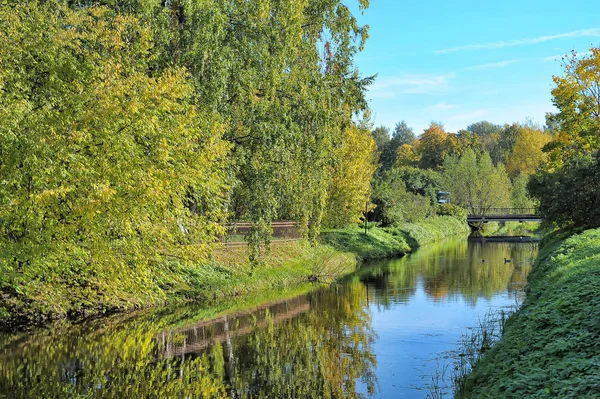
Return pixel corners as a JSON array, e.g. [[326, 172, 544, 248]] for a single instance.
[[528, 153, 600, 228], [435, 203, 468, 220]]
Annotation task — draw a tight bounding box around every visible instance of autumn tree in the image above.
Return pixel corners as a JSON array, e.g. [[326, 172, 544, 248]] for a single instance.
[[506, 127, 552, 178], [529, 47, 600, 227], [323, 124, 377, 228], [416, 122, 449, 169]]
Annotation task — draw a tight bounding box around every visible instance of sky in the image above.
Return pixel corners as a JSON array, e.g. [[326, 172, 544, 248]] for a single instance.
[[350, 0, 600, 135]]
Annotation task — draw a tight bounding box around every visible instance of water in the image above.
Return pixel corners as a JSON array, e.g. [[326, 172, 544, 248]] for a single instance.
[[0, 238, 537, 398]]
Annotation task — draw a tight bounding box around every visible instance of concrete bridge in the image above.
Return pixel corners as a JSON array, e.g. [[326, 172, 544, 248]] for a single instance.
[[467, 208, 542, 223]]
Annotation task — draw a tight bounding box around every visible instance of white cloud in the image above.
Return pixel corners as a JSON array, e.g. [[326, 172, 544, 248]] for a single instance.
[[542, 50, 593, 62], [464, 59, 520, 71], [368, 73, 455, 98], [436, 28, 600, 54], [430, 102, 458, 110]]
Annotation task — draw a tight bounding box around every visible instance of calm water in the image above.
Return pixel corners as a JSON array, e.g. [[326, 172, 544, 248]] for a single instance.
[[0, 238, 537, 398]]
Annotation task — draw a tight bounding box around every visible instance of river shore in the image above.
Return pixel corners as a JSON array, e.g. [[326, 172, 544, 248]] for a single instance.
[[0, 216, 469, 331], [456, 227, 600, 398]]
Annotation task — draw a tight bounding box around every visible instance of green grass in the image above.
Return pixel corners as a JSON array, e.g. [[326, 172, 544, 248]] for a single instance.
[[396, 215, 471, 249], [319, 227, 410, 261], [456, 227, 600, 398], [1, 216, 469, 329], [320, 216, 469, 260], [0, 241, 357, 330]]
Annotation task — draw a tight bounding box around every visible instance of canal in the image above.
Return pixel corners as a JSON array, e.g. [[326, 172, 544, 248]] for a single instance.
[[0, 237, 537, 398]]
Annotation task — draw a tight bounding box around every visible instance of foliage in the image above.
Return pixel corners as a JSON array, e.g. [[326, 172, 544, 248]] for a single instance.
[[506, 127, 552, 178], [416, 122, 450, 169], [549, 48, 600, 164], [323, 124, 377, 228], [529, 48, 600, 228], [511, 173, 535, 209], [456, 228, 600, 398], [378, 120, 416, 172], [371, 169, 435, 226], [390, 166, 444, 203], [0, 3, 229, 320], [371, 125, 390, 151], [320, 227, 410, 261], [528, 154, 600, 228], [442, 149, 512, 213], [435, 204, 468, 220]]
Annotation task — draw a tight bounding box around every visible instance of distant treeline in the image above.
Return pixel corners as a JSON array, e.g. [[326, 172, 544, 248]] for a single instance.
[[369, 46, 600, 230]]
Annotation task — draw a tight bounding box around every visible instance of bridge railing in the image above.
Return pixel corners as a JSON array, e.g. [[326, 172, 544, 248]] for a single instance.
[[468, 208, 539, 217]]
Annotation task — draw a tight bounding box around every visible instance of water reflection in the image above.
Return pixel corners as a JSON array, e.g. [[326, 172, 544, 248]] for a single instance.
[[0, 239, 536, 398], [359, 238, 534, 308]]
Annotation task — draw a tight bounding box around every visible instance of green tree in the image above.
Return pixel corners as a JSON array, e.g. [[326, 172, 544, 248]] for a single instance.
[[371, 169, 434, 225], [528, 154, 600, 227], [378, 121, 416, 172], [442, 150, 511, 213], [0, 3, 229, 316], [371, 125, 390, 151]]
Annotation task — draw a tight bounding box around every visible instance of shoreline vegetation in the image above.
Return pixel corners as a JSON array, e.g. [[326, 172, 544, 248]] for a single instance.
[[455, 227, 600, 398], [0, 216, 468, 331]]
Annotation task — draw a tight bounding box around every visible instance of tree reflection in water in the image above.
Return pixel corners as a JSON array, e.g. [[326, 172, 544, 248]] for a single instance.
[[0, 281, 377, 398], [357, 238, 535, 308], [0, 239, 536, 398]]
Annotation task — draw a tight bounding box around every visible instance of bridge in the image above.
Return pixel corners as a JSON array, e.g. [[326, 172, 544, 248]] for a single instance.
[[467, 208, 542, 223]]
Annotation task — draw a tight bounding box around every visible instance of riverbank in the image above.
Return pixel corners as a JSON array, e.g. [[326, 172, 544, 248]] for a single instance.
[[0, 216, 468, 330], [320, 215, 470, 260], [474, 221, 542, 237], [456, 227, 600, 398]]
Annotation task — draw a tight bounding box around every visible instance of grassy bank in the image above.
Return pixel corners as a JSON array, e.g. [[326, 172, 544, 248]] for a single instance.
[[456, 227, 600, 398], [0, 242, 356, 330], [320, 215, 470, 260], [1, 215, 469, 329]]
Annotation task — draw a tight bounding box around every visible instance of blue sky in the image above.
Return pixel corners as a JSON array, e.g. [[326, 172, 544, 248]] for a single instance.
[[351, 0, 600, 135]]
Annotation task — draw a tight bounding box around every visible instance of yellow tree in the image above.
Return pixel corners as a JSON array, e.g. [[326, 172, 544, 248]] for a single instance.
[[548, 47, 600, 165], [394, 144, 419, 168], [323, 124, 377, 228], [506, 127, 552, 178], [416, 123, 449, 169]]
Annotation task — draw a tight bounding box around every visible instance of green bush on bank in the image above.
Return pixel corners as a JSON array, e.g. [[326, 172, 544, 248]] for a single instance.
[[457, 228, 600, 398]]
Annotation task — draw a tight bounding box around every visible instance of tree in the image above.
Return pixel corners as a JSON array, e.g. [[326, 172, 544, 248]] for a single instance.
[[378, 120, 415, 172], [506, 127, 552, 178], [442, 150, 511, 213], [416, 122, 449, 169], [394, 144, 419, 168], [545, 48, 600, 165], [371, 126, 390, 151], [528, 47, 600, 228], [323, 124, 377, 228], [511, 173, 534, 209], [371, 169, 434, 225], [466, 121, 504, 164], [528, 154, 600, 227], [0, 3, 229, 309]]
